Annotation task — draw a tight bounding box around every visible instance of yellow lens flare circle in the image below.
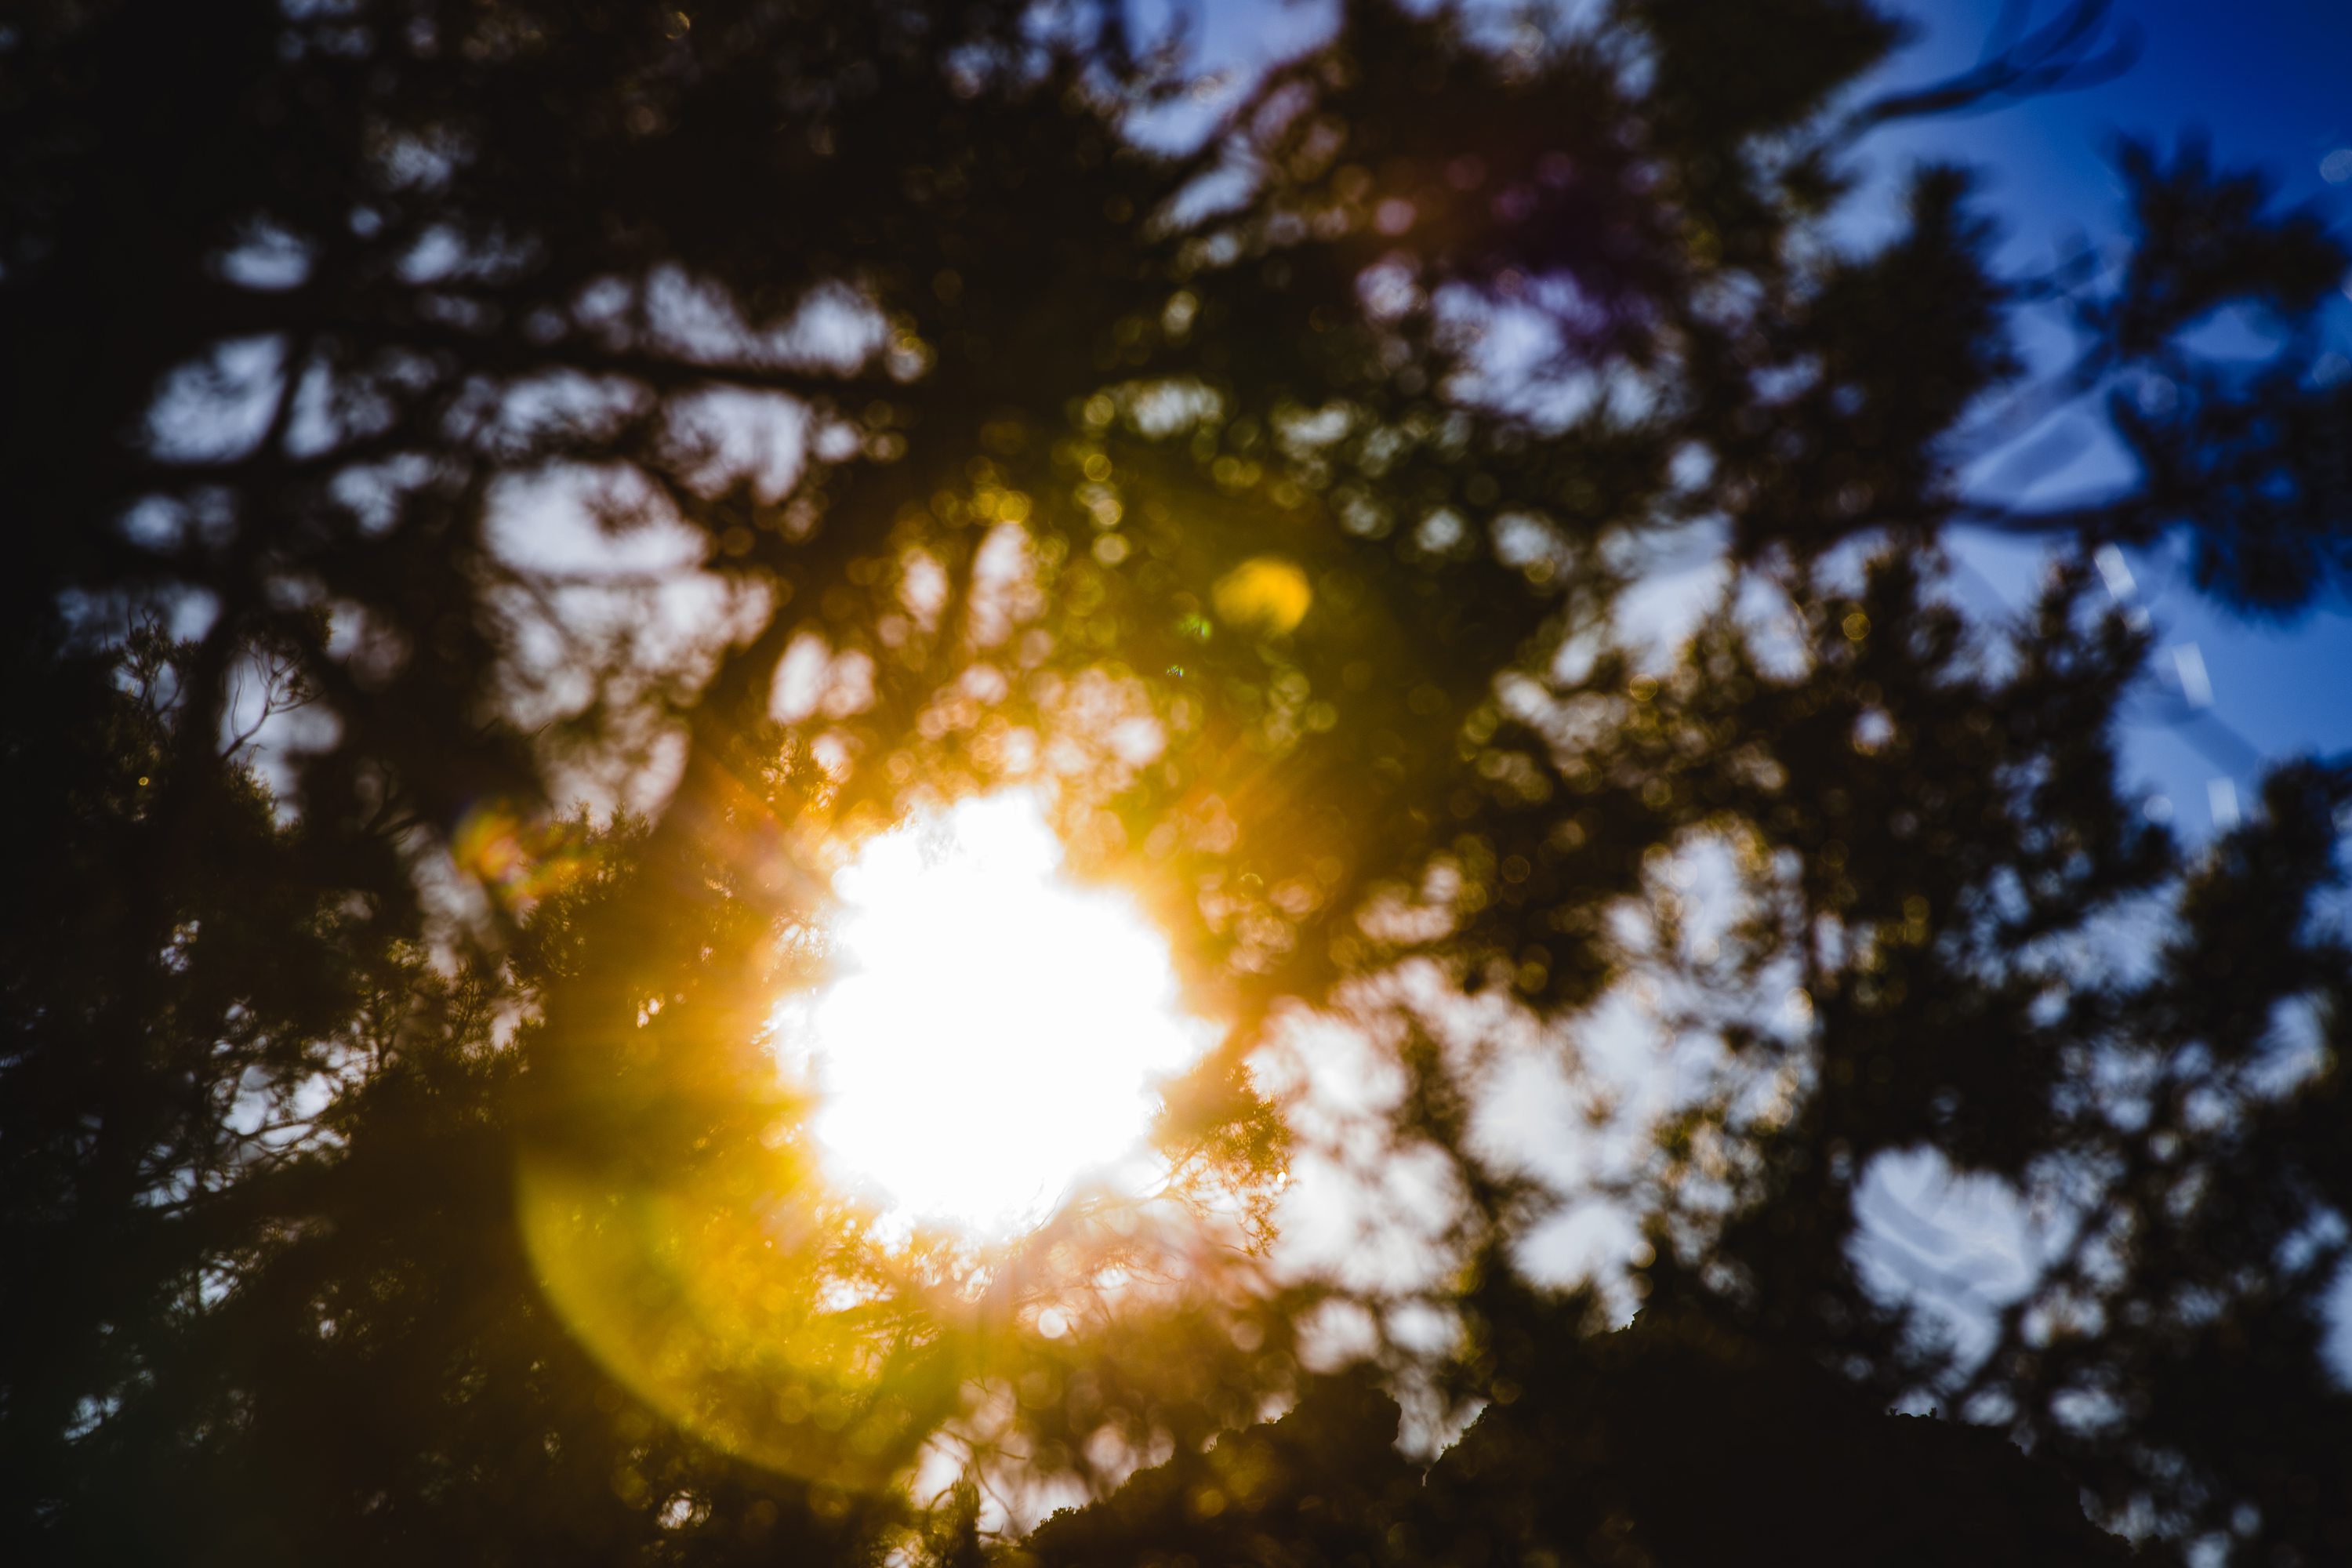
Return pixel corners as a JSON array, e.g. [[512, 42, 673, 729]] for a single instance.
[[1212, 556, 1312, 635], [773, 791, 1213, 1237], [515, 790, 1211, 1482], [514, 1148, 961, 1489]]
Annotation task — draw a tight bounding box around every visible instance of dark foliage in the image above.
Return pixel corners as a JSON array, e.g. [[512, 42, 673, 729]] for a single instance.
[[4, 1, 2349, 1563]]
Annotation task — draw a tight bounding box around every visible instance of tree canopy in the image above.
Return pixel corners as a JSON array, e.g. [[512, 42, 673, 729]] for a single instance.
[[4, 1, 2350, 1563]]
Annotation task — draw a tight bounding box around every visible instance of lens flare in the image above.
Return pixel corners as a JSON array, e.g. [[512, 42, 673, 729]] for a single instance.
[[514, 1147, 956, 1488], [1212, 556, 1313, 634], [773, 791, 1210, 1236]]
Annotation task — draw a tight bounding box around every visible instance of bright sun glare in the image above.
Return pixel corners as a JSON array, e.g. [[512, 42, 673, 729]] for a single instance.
[[772, 792, 1208, 1237]]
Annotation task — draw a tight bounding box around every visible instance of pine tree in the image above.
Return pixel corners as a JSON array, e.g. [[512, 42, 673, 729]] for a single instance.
[[5, 2, 2348, 1562]]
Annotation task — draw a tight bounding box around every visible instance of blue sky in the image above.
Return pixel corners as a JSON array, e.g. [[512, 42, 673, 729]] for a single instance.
[[1859, 0, 2352, 1359], [1154, 0, 2352, 1380], [1168, 0, 2352, 832], [1864, 1, 2352, 832]]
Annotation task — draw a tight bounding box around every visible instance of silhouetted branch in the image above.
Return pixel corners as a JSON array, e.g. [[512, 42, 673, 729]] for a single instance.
[[1845, 0, 2140, 131]]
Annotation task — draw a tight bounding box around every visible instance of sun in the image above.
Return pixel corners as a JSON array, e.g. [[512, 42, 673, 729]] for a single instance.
[[771, 791, 1210, 1237]]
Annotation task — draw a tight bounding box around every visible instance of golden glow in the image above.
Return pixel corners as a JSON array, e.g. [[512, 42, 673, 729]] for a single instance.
[[514, 1147, 955, 1487], [452, 798, 589, 903], [774, 791, 1209, 1236], [1213, 556, 1313, 634]]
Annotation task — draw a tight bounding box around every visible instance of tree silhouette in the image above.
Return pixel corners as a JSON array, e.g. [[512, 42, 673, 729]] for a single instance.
[[4, 0, 2348, 1563]]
